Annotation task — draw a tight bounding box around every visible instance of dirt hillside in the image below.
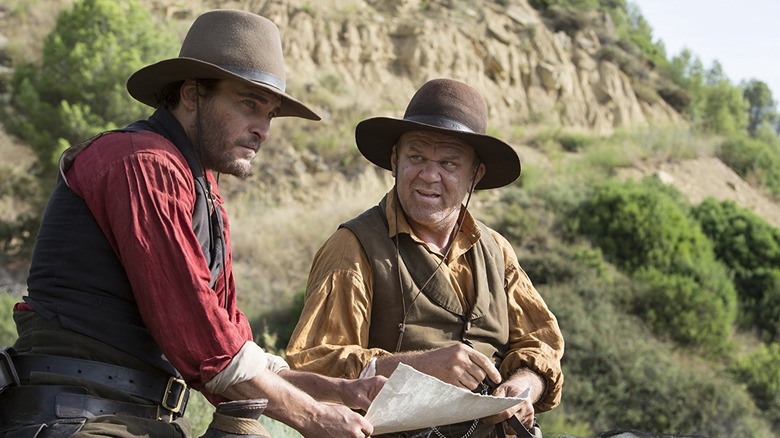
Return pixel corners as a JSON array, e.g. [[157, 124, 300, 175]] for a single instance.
[[616, 156, 780, 229]]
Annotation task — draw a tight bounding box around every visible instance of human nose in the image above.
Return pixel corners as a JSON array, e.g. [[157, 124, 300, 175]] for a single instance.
[[251, 117, 272, 143], [417, 159, 442, 182]]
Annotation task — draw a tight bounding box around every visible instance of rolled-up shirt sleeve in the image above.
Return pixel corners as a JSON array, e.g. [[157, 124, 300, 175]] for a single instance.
[[490, 229, 564, 412], [286, 228, 390, 379], [205, 341, 289, 394], [288, 220, 565, 410], [69, 131, 254, 400]]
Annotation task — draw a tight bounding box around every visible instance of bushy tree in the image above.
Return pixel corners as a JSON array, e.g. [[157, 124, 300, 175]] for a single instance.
[[575, 178, 737, 351], [743, 79, 778, 138], [730, 343, 780, 430], [692, 198, 780, 340], [666, 52, 754, 137], [631, 265, 736, 352], [3, 0, 177, 181], [698, 63, 749, 136], [576, 178, 710, 272], [543, 275, 768, 437], [718, 134, 780, 198]]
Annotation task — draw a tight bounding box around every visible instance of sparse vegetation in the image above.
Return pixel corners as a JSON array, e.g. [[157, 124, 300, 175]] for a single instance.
[[1, 0, 779, 437]]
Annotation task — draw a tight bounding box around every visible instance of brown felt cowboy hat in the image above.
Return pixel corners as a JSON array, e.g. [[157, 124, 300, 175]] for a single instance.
[[355, 78, 521, 189], [127, 9, 319, 120]]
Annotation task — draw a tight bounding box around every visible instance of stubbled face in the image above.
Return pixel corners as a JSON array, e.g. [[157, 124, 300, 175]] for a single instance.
[[392, 130, 485, 237], [190, 80, 281, 178]]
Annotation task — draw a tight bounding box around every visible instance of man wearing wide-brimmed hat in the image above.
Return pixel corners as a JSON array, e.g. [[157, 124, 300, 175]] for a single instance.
[[1, 9, 383, 438], [287, 78, 564, 437]]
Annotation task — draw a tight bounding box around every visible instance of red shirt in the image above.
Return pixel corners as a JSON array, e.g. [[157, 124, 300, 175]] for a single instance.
[[20, 130, 253, 398]]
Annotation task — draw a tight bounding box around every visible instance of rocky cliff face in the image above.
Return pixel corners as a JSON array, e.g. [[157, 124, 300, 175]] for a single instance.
[[0, 0, 684, 134], [255, 0, 683, 134]]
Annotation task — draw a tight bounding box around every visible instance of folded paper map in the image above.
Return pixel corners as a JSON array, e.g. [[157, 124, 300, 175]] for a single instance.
[[364, 363, 529, 435]]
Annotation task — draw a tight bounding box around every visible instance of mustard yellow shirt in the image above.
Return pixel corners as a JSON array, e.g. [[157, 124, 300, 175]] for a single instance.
[[286, 190, 564, 410]]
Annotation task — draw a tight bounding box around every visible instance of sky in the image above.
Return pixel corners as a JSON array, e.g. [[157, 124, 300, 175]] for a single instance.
[[630, 0, 780, 100]]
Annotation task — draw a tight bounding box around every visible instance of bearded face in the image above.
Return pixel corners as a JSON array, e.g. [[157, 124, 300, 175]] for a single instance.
[[187, 80, 281, 178]]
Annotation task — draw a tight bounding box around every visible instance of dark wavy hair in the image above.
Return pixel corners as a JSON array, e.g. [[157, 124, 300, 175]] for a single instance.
[[155, 79, 221, 110]]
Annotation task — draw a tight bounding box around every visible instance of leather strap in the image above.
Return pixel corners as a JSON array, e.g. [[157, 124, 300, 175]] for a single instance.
[[495, 416, 538, 438], [0, 384, 177, 425], [57, 392, 177, 422], [10, 354, 188, 414], [0, 349, 20, 393]]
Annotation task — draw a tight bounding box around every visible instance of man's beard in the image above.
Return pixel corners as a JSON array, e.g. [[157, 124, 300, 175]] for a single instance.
[[192, 103, 259, 179]]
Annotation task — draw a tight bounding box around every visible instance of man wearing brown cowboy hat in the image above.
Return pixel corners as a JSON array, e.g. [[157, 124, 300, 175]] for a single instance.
[[0, 9, 383, 438], [286, 78, 564, 437]]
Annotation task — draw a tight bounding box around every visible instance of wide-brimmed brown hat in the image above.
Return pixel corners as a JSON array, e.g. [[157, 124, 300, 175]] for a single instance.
[[355, 78, 520, 189], [127, 9, 319, 120]]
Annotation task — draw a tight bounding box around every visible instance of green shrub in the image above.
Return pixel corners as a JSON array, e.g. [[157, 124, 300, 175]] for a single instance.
[[0, 292, 21, 347], [542, 274, 769, 437], [718, 134, 780, 198], [631, 266, 736, 352], [537, 4, 597, 35], [657, 83, 692, 113], [3, 0, 177, 181], [574, 178, 737, 350], [692, 198, 780, 340], [557, 132, 596, 153], [730, 343, 780, 429], [575, 178, 711, 273]]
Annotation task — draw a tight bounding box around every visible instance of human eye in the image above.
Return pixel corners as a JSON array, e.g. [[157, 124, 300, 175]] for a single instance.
[[243, 99, 257, 109], [439, 159, 459, 170]]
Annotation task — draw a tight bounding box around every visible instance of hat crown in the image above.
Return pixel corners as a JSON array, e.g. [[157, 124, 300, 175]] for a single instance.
[[178, 9, 286, 91], [403, 79, 488, 134]]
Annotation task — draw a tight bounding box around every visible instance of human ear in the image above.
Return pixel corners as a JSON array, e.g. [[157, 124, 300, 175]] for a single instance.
[[180, 80, 199, 109]]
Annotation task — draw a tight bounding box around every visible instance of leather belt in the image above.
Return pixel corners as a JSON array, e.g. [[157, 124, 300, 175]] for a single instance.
[[10, 354, 188, 415], [0, 384, 178, 424]]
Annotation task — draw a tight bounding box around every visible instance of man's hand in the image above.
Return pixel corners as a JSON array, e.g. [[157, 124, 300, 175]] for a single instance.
[[481, 387, 535, 430], [481, 368, 544, 430], [298, 402, 374, 438], [339, 375, 387, 411], [223, 370, 376, 438], [376, 343, 502, 391]]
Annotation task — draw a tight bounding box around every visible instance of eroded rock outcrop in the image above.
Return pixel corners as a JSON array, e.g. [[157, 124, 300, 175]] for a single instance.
[[255, 0, 683, 134]]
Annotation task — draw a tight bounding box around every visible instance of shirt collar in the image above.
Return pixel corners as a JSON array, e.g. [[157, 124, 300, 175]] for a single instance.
[[383, 188, 481, 258]]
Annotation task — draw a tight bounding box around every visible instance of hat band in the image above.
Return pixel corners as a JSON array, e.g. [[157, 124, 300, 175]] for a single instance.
[[220, 65, 286, 92], [405, 115, 475, 133]]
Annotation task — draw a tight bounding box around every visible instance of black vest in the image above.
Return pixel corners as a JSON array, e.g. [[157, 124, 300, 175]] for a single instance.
[[24, 108, 224, 375]]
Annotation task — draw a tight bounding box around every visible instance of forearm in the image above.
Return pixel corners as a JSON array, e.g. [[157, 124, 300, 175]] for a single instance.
[[277, 368, 346, 405], [374, 350, 423, 377], [221, 369, 324, 432], [506, 367, 546, 405]]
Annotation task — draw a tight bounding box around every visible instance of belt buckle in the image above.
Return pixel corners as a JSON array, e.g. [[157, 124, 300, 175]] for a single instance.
[[161, 376, 187, 414], [0, 349, 21, 392], [156, 405, 175, 423]]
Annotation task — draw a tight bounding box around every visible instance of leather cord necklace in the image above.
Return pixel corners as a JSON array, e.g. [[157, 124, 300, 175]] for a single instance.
[[391, 166, 481, 438], [392, 165, 479, 353]]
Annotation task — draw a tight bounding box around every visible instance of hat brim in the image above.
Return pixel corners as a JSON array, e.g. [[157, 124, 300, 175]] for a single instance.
[[355, 117, 521, 190], [127, 58, 320, 121]]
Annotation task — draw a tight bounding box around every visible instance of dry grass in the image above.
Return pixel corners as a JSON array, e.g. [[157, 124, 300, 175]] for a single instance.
[[226, 168, 393, 318]]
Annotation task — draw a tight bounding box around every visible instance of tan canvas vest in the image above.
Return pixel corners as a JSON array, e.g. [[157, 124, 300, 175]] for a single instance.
[[341, 196, 510, 364]]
